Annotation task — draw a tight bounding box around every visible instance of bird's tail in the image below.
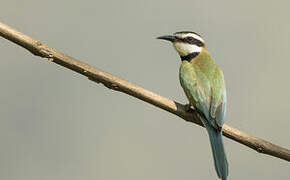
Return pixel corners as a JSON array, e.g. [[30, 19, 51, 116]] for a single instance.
[[206, 124, 228, 180]]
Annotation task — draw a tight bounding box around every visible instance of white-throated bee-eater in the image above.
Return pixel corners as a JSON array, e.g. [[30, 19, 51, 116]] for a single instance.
[[157, 31, 228, 180]]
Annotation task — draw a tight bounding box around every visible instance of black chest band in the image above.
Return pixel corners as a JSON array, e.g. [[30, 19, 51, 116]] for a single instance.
[[180, 52, 199, 61]]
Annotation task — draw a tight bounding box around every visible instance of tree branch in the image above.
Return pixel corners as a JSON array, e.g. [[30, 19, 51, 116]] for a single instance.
[[1, 21, 289, 162]]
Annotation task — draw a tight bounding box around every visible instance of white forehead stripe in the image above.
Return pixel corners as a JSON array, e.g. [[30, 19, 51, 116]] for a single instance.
[[175, 33, 204, 43]]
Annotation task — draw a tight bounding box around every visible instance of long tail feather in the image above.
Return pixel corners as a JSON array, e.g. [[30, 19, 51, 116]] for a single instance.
[[206, 124, 228, 180]]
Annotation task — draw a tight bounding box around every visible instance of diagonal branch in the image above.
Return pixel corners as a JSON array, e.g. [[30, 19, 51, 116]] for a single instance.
[[0, 21, 289, 162]]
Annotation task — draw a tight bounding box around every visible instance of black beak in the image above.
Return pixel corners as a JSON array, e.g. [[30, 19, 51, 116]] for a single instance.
[[157, 35, 177, 42]]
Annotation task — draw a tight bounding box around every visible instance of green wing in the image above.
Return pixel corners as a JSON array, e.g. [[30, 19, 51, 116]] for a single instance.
[[179, 61, 226, 129], [209, 67, 226, 128], [179, 61, 211, 120]]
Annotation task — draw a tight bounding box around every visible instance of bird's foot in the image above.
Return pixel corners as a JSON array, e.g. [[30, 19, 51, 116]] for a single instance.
[[184, 103, 195, 113]]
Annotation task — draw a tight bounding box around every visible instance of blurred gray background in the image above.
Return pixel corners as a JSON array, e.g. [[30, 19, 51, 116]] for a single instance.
[[1, 0, 290, 179]]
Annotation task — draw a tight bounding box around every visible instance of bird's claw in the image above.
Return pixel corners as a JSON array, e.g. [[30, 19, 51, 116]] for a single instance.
[[184, 103, 195, 113]]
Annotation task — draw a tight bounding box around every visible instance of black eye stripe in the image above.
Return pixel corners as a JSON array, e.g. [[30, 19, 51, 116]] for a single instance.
[[176, 37, 204, 47], [186, 37, 204, 46]]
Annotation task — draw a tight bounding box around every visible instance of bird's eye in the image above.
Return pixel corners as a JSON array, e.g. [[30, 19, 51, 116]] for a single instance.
[[186, 36, 195, 42]]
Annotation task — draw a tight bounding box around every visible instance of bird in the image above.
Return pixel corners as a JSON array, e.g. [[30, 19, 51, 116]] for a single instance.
[[157, 31, 228, 180]]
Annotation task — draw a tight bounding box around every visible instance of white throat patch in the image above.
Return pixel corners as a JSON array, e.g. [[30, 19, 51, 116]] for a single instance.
[[173, 42, 202, 56]]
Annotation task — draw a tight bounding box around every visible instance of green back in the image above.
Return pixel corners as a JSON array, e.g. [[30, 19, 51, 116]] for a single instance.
[[179, 50, 226, 128]]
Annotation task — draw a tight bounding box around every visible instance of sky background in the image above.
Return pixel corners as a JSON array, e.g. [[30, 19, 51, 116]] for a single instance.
[[1, 0, 290, 179]]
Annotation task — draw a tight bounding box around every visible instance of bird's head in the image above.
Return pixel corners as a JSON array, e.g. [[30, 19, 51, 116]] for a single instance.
[[157, 31, 205, 60]]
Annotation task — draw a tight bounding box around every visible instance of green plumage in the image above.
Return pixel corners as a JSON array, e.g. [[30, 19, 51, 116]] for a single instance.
[[179, 49, 228, 180], [157, 32, 229, 180]]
